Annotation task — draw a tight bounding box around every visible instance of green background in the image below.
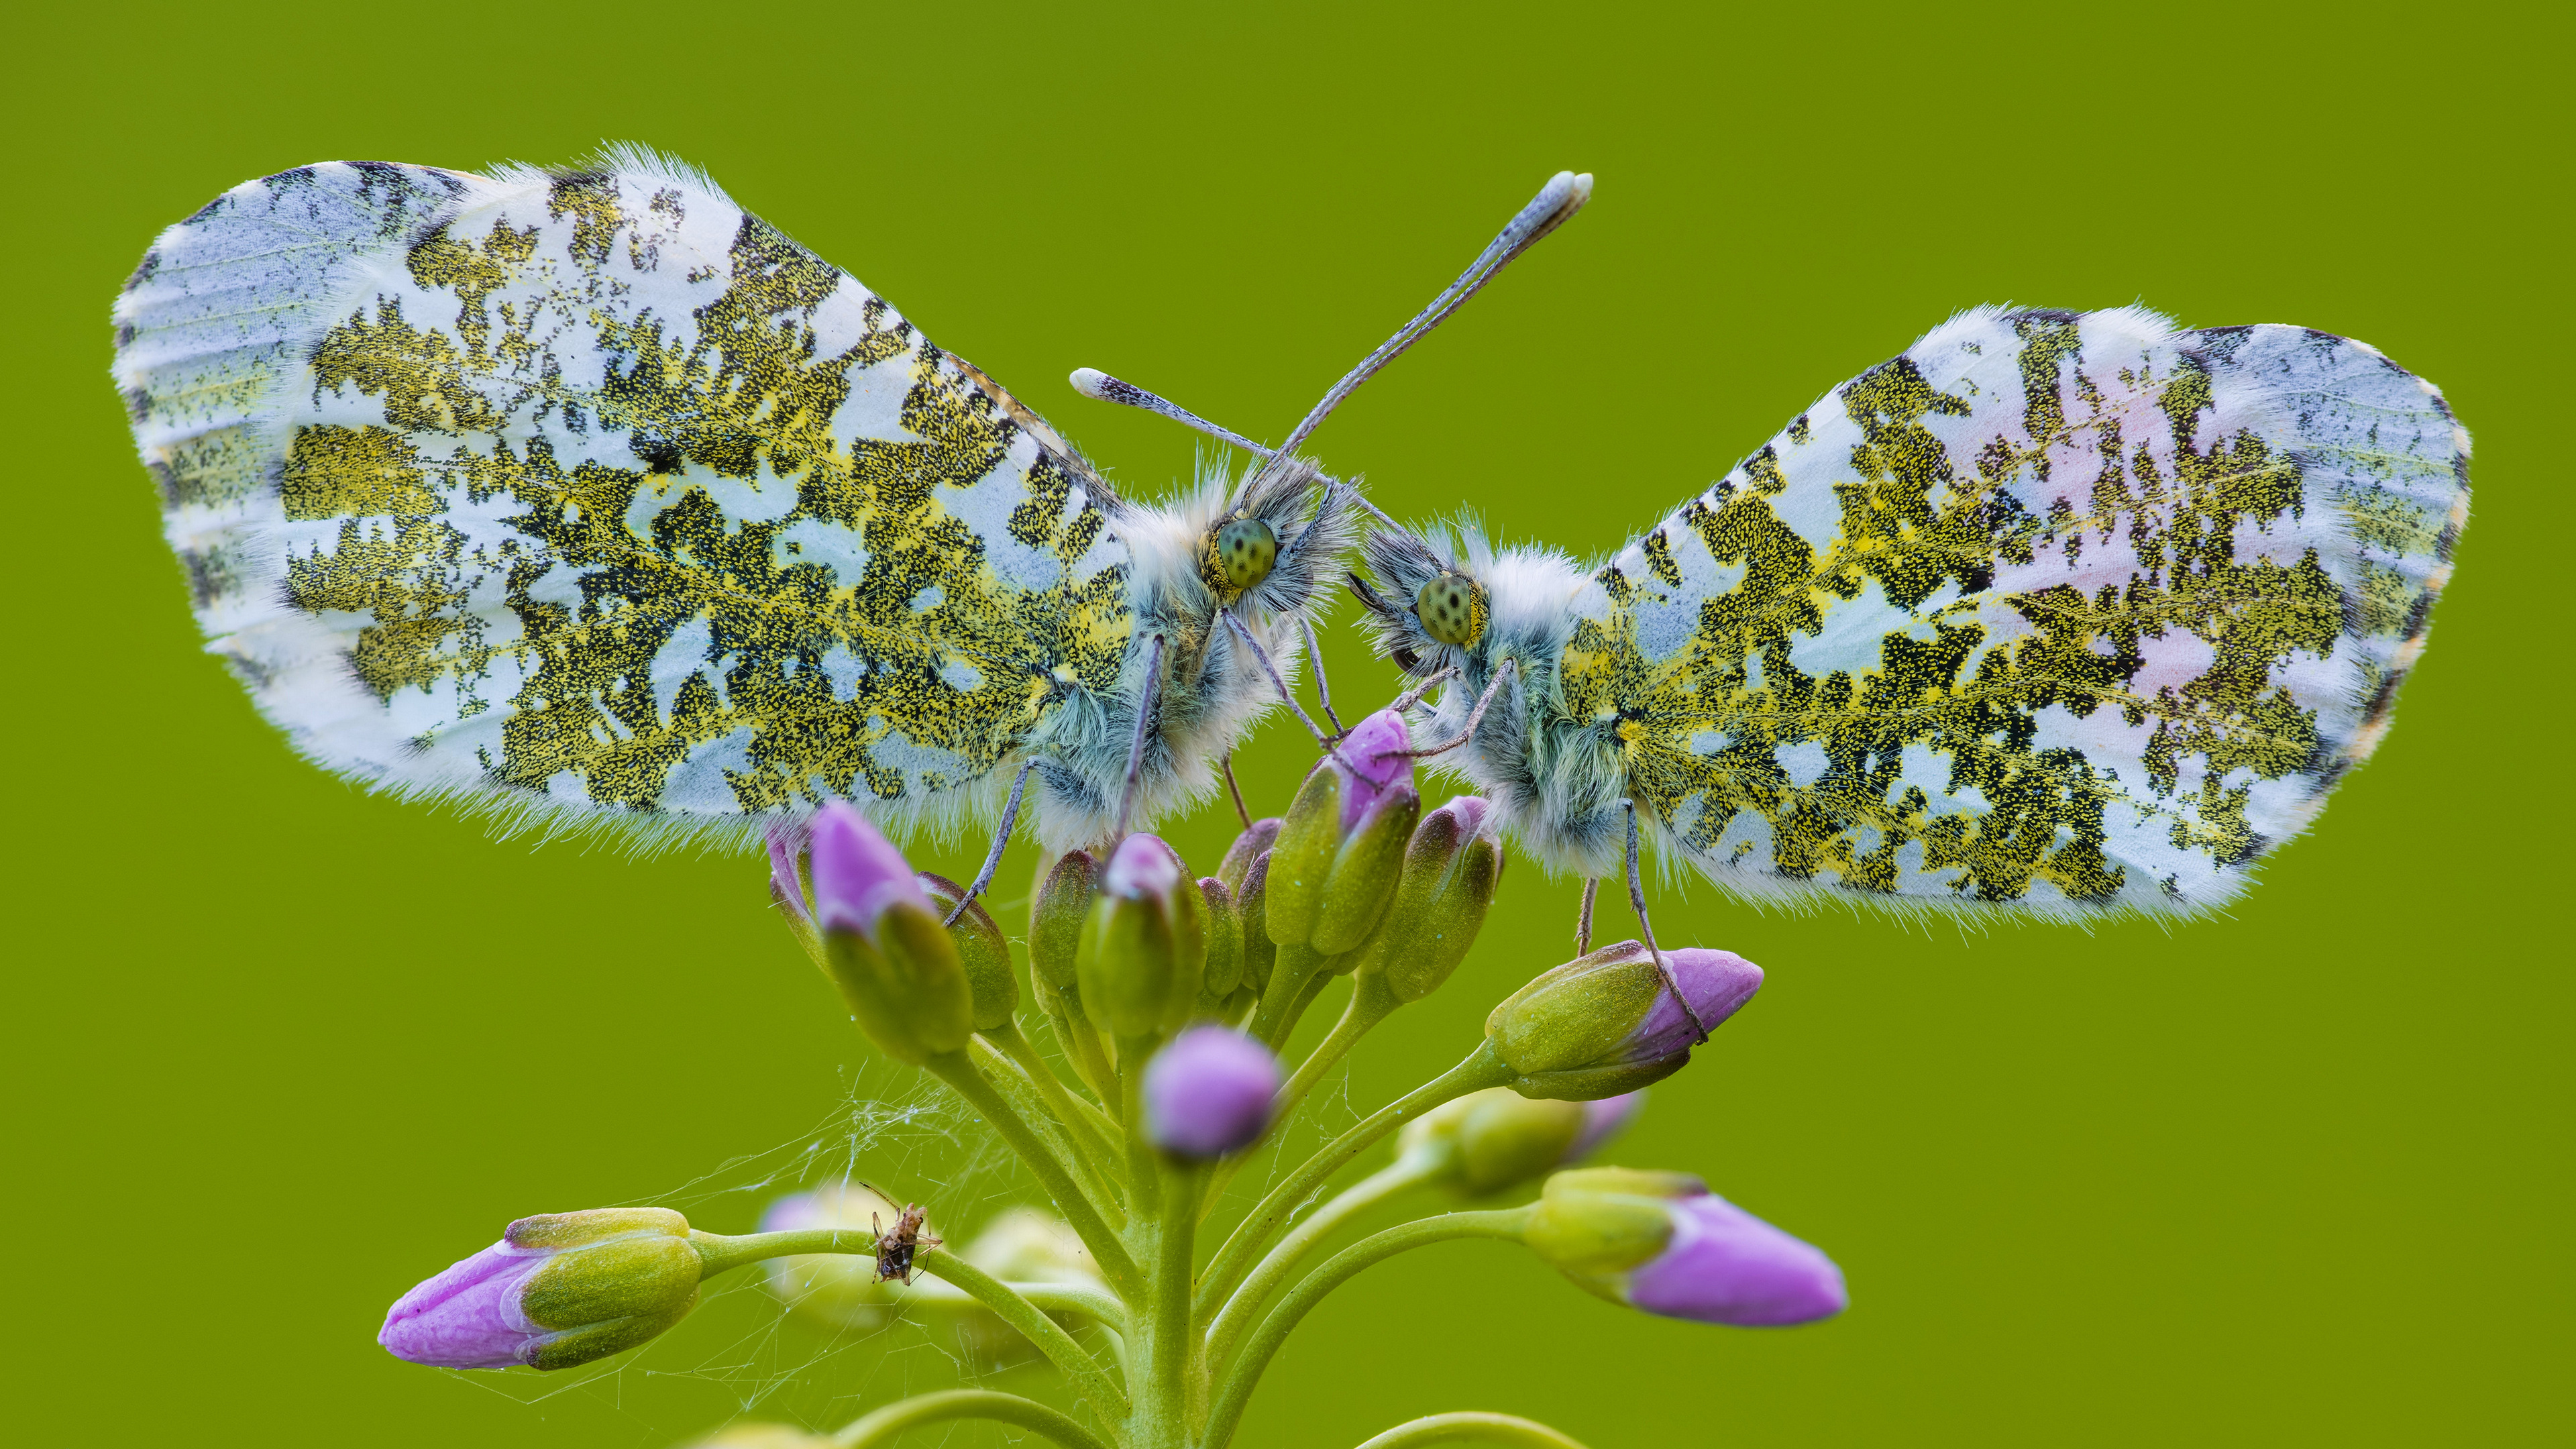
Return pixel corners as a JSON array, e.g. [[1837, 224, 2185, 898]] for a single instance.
[[7, 2, 2564, 1444]]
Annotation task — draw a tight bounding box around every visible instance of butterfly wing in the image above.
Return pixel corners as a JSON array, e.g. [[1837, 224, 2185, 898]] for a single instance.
[[1573, 305, 2467, 916], [115, 155, 1130, 846]]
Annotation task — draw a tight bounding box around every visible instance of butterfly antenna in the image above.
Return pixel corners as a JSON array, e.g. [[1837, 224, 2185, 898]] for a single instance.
[[1071, 369, 1277, 457], [1270, 170, 1593, 462]]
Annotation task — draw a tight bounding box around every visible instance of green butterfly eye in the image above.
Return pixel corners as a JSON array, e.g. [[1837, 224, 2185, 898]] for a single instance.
[[1416, 572, 1487, 647], [1213, 519, 1279, 594]]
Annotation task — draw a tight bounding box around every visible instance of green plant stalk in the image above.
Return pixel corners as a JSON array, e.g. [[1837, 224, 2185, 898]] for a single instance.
[[1200, 1147, 1446, 1372], [1197, 957, 1379, 1217], [1195, 1042, 1515, 1316], [1273, 971, 1402, 1130], [926, 1051, 1144, 1299], [1247, 943, 1332, 1047], [831, 1389, 1116, 1449], [1061, 1010, 1124, 1114], [1151, 1161, 1199, 1449], [993, 1016, 1130, 1174], [920, 1247, 1132, 1420], [1112, 1034, 1188, 1449], [972, 1032, 1127, 1220], [1202, 1208, 1534, 1449], [1350, 1413, 1591, 1449], [689, 1230, 1128, 1412]]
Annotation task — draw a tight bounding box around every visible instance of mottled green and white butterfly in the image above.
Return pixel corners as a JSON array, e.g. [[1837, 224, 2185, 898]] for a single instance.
[[1353, 307, 2469, 922], [112, 148, 1586, 885]]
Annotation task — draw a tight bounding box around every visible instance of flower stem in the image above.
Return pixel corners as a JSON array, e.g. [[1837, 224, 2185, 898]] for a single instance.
[[1059, 1011, 1124, 1113], [1201, 1208, 1534, 1449], [1248, 944, 1332, 1048], [1350, 1413, 1591, 1449], [1201, 1148, 1444, 1371], [1147, 1161, 1200, 1449], [916, 1247, 1132, 1420], [1274, 971, 1401, 1132], [926, 1051, 1144, 1299], [831, 1389, 1116, 1449], [993, 1017, 1130, 1171], [692, 1229, 1129, 1413], [1195, 1042, 1515, 1317], [972, 1031, 1127, 1222]]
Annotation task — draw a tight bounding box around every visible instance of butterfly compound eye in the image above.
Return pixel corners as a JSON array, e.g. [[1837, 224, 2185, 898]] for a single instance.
[[1213, 518, 1280, 594], [1415, 573, 1487, 647]]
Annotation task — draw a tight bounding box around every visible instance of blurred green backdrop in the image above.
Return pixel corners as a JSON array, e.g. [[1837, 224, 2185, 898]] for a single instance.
[[6, 2, 2564, 1444]]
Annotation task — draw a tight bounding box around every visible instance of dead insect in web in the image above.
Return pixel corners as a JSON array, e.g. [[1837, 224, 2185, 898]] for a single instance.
[[863, 1187, 942, 1285]]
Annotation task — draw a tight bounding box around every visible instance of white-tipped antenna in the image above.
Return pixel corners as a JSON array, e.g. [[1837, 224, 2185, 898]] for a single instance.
[[1271, 170, 1593, 460], [1071, 368, 1277, 458]]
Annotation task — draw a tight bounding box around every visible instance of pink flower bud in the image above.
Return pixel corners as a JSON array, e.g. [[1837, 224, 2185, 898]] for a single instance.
[[1487, 943, 1764, 1098], [809, 802, 928, 935], [765, 824, 811, 924], [379, 1209, 703, 1371], [1142, 1026, 1279, 1159], [1524, 1168, 1845, 1328], [1334, 709, 1415, 830], [1629, 1194, 1847, 1328], [805, 804, 973, 1065]]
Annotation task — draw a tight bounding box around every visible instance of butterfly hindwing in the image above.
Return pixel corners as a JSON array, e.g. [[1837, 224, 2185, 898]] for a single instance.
[[117, 156, 1132, 846], [1568, 305, 2466, 916]]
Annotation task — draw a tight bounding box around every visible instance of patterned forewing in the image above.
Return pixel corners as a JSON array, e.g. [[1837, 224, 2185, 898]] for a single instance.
[[1570, 306, 2465, 915], [115, 160, 1129, 840]]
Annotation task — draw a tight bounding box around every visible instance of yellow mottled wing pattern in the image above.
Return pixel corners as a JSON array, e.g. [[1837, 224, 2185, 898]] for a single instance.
[[1562, 306, 2467, 914], [116, 158, 1131, 843]]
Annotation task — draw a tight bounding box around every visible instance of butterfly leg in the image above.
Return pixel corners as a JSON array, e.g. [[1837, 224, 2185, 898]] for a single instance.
[[1221, 612, 1359, 773], [1383, 664, 1460, 717], [1575, 877, 1598, 957], [945, 758, 1042, 926], [1623, 800, 1711, 1044], [1113, 634, 1169, 841], [1299, 615, 1346, 735], [1219, 753, 1252, 830], [1402, 657, 1517, 759]]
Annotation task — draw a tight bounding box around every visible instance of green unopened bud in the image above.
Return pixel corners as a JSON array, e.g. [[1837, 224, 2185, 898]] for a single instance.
[[1198, 877, 1246, 1000], [683, 1424, 832, 1448], [684, 1425, 833, 1448], [1346, 796, 1501, 1002], [1029, 850, 1100, 1004], [1486, 943, 1764, 1099], [949, 1208, 1106, 1366], [1217, 818, 1283, 893], [379, 1208, 703, 1371], [1235, 851, 1278, 995], [1075, 835, 1205, 1038], [1522, 1167, 1703, 1297], [1267, 711, 1421, 955], [1395, 1086, 1644, 1195], [918, 873, 1018, 1031], [811, 804, 973, 1066]]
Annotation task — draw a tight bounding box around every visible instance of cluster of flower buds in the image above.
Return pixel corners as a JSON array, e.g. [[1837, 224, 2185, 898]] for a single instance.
[[1265, 711, 1421, 959], [1486, 941, 1766, 1098], [1396, 1085, 1645, 1195], [378, 1208, 706, 1371], [1344, 794, 1503, 1002], [1523, 1168, 1846, 1327]]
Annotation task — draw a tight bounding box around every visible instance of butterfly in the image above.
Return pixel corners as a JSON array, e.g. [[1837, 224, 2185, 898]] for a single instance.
[[1352, 305, 2469, 926], [111, 146, 1587, 898]]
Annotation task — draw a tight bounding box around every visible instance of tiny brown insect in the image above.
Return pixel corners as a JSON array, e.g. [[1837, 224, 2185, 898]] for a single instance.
[[862, 1185, 943, 1285]]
